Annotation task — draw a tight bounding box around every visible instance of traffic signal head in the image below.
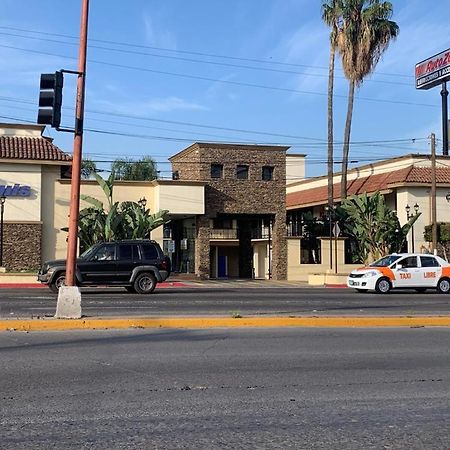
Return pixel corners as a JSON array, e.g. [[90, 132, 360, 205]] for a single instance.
[[37, 71, 64, 128]]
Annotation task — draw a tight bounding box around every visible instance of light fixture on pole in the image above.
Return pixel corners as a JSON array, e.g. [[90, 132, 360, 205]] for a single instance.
[[405, 203, 420, 252], [138, 197, 147, 211], [0, 195, 6, 267]]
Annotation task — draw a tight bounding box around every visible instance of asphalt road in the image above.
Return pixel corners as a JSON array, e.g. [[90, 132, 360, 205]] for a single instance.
[[1, 286, 450, 319], [1, 328, 449, 449]]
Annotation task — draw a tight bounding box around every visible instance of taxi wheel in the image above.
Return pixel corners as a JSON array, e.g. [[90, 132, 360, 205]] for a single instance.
[[437, 278, 450, 294], [375, 277, 391, 294]]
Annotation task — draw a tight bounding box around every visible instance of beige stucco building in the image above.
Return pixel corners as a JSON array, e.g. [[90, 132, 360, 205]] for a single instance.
[[286, 154, 450, 281], [0, 124, 297, 280]]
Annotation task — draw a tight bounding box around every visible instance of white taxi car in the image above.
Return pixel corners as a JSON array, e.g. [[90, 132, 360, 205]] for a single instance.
[[347, 253, 450, 294]]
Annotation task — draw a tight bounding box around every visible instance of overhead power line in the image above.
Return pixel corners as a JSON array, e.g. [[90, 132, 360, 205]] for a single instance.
[[0, 44, 436, 110], [0, 30, 412, 87], [0, 25, 414, 79]]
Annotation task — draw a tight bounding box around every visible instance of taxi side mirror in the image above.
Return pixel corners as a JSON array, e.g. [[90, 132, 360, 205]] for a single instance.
[[395, 264, 403, 269]]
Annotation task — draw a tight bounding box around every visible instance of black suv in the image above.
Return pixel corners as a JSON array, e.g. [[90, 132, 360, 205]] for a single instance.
[[38, 240, 171, 294]]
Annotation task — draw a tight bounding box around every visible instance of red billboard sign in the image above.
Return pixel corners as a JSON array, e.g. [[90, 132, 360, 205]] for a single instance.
[[415, 48, 450, 90]]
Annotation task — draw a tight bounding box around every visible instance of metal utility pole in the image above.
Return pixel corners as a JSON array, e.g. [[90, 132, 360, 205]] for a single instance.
[[65, 0, 90, 286], [431, 133, 437, 252]]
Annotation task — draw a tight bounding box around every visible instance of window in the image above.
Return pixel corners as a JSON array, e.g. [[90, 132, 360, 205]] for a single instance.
[[141, 244, 159, 260], [398, 256, 418, 268], [119, 244, 139, 260], [94, 244, 116, 261], [420, 256, 440, 267], [236, 165, 249, 179], [262, 166, 274, 181], [211, 164, 223, 179]]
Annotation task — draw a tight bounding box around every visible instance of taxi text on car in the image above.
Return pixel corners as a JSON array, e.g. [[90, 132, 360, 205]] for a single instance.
[[347, 253, 450, 294]]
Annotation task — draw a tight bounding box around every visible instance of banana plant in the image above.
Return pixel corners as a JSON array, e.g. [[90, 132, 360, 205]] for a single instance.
[[62, 171, 170, 252], [341, 191, 420, 264]]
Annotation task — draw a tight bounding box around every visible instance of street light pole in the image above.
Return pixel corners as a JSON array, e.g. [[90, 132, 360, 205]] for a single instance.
[[0, 195, 6, 267]]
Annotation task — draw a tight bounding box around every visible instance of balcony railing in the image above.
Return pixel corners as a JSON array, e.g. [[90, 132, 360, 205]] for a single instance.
[[251, 228, 271, 240], [210, 229, 238, 239]]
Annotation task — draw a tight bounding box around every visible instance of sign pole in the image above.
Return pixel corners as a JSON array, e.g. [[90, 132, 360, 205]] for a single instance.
[[55, 0, 89, 319], [442, 81, 449, 155]]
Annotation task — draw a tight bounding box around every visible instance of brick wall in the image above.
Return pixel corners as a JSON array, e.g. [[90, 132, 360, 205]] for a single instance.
[[1, 223, 42, 271], [172, 143, 288, 279]]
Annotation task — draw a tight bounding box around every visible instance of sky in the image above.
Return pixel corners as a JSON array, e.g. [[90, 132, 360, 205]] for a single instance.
[[0, 0, 449, 181]]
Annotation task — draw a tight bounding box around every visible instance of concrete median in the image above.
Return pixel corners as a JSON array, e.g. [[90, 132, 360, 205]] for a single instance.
[[1, 316, 450, 332]]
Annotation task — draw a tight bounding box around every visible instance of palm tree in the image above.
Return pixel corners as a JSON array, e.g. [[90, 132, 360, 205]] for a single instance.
[[337, 0, 399, 200], [321, 0, 342, 212], [80, 158, 98, 179]]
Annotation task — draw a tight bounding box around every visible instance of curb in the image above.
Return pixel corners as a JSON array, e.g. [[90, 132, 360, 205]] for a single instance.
[[0, 281, 191, 289], [2, 316, 450, 332]]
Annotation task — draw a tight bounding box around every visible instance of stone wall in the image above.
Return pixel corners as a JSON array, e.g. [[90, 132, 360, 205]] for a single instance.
[[1, 223, 42, 271], [172, 143, 288, 279]]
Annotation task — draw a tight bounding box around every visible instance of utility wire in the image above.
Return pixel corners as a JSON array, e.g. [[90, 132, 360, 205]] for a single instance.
[[0, 31, 412, 87], [0, 96, 431, 146], [0, 25, 414, 79], [0, 44, 436, 110]]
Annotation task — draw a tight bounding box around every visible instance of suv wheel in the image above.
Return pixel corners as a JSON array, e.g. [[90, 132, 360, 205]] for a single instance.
[[134, 272, 156, 294], [50, 272, 66, 294]]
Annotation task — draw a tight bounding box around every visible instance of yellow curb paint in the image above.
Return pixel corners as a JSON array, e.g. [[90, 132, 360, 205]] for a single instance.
[[1, 316, 450, 332]]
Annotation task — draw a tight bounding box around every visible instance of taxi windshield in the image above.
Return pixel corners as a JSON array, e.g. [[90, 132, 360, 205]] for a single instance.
[[370, 255, 402, 267]]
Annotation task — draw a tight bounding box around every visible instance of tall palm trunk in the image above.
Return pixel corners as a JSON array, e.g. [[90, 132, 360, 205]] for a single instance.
[[327, 46, 335, 210], [340, 79, 355, 200]]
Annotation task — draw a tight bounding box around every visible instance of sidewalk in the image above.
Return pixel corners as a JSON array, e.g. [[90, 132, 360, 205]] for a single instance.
[[0, 273, 323, 289]]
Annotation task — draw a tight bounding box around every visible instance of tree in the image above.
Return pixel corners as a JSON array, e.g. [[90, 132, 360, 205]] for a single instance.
[[111, 156, 158, 181], [424, 223, 450, 260], [81, 158, 97, 179], [337, 0, 399, 199], [62, 171, 169, 252], [340, 191, 419, 264], [322, 0, 342, 213]]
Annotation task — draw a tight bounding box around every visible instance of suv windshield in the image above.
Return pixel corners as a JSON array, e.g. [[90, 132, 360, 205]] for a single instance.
[[370, 255, 402, 267]]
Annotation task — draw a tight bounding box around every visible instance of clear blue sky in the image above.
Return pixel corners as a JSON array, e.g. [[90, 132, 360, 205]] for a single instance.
[[0, 0, 449, 180]]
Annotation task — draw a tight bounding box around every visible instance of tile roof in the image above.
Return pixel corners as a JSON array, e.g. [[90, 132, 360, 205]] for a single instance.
[[0, 136, 71, 162], [287, 166, 450, 208]]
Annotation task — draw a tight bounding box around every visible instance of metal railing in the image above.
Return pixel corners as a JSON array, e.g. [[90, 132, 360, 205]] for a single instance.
[[210, 229, 238, 239]]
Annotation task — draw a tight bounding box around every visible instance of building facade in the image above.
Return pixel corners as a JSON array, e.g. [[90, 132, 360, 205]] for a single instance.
[[285, 154, 450, 281], [0, 125, 294, 280], [169, 143, 289, 279]]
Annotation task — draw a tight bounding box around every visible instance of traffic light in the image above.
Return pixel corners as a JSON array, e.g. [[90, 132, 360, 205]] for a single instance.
[[37, 71, 64, 128]]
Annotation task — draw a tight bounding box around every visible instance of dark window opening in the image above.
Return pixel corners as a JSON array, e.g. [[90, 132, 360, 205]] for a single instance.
[[236, 165, 249, 179], [262, 166, 274, 181], [301, 238, 321, 264], [211, 164, 223, 179], [213, 218, 233, 229]]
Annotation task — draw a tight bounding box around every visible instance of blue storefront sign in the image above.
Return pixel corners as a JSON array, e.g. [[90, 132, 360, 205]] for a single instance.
[[0, 184, 31, 197]]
